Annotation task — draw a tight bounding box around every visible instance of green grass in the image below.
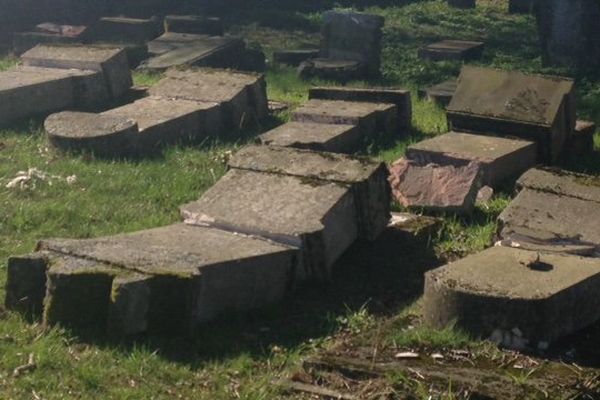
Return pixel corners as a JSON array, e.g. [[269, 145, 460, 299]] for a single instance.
[[1, 0, 600, 398]]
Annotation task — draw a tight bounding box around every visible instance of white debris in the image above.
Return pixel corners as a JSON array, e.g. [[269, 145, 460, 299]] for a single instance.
[[5, 168, 77, 190], [394, 351, 420, 359]]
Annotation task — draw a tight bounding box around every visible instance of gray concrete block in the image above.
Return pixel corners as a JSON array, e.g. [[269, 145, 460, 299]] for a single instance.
[[424, 247, 600, 348], [257, 122, 362, 153]]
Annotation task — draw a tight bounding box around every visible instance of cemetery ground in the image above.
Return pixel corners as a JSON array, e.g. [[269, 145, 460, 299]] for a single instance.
[[1, 1, 600, 398]]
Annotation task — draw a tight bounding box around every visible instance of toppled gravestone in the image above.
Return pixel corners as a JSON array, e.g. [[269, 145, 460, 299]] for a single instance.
[[388, 158, 483, 214], [0, 44, 131, 125], [424, 246, 600, 349], [184, 145, 390, 280], [447, 65, 576, 163], [405, 131, 537, 186], [419, 40, 484, 62], [257, 122, 362, 153], [299, 11, 384, 80], [46, 68, 267, 156], [418, 79, 457, 107], [5, 145, 390, 336], [497, 168, 600, 256], [536, 0, 600, 69]]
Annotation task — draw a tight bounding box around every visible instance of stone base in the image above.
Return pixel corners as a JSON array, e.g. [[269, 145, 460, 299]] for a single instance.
[[257, 122, 362, 153], [419, 40, 484, 61], [298, 58, 366, 82]]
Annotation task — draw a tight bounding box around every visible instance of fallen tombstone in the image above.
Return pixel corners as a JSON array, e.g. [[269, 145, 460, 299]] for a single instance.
[[164, 15, 224, 36], [565, 120, 596, 156], [86, 16, 163, 44], [424, 246, 600, 349], [46, 68, 266, 155], [388, 158, 483, 214], [405, 131, 537, 186], [5, 224, 298, 335], [448, 0, 476, 8], [299, 11, 384, 80], [447, 65, 576, 163], [497, 168, 600, 256], [257, 121, 361, 153], [0, 45, 132, 125], [509, 0, 535, 13], [309, 86, 412, 130], [418, 79, 457, 107], [13, 23, 87, 55], [419, 40, 484, 62], [273, 49, 320, 66], [292, 99, 398, 138]]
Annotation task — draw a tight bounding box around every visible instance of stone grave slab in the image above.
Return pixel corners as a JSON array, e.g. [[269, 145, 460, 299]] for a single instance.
[[164, 15, 224, 36], [273, 49, 320, 66], [181, 168, 359, 281], [257, 121, 361, 153], [405, 131, 537, 186], [497, 168, 600, 256], [388, 158, 483, 213], [418, 79, 457, 107], [424, 246, 600, 349], [45, 111, 138, 157], [149, 68, 268, 130], [448, 0, 476, 7], [139, 35, 245, 72], [0, 66, 107, 124], [309, 86, 412, 130], [147, 32, 210, 56], [88, 17, 162, 44], [566, 120, 596, 156], [419, 40, 484, 61], [5, 223, 297, 336], [447, 65, 576, 163], [228, 145, 391, 241], [292, 99, 398, 138], [21, 44, 133, 99]]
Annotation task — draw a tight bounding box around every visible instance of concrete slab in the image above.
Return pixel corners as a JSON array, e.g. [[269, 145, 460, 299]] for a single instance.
[[45, 111, 138, 157], [273, 49, 320, 66], [419, 40, 484, 61], [257, 121, 361, 153], [292, 99, 398, 138], [406, 131, 537, 186], [498, 168, 600, 255], [21, 44, 133, 98], [164, 15, 224, 36], [149, 68, 268, 129], [424, 246, 600, 348], [228, 145, 391, 241], [388, 158, 483, 213], [447, 66, 576, 163], [181, 168, 358, 281], [418, 79, 457, 107], [309, 86, 412, 130], [6, 223, 298, 335]]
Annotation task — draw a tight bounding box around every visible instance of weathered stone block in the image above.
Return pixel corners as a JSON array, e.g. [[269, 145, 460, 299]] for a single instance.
[[228, 145, 391, 241], [447, 66, 576, 163], [419, 40, 484, 61], [5, 254, 48, 315], [107, 274, 152, 337], [388, 158, 483, 214], [257, 121, 361, 153], [292, 99, 398, 138], [273, 49, 320, 66], [164, 15, 224, 36], [309, 86, 412, 130], [88, 16, 162, 44], [147, 32, 207, 56], [424, 247, 600, 348], [406, 132, 537, 186], [418, 79, 457, 107], [21, 44, 133, 98]]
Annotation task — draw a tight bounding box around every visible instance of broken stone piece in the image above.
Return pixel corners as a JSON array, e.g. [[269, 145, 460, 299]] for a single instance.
[[405, 131, 537, 186], [418, 79, 457, 107], [419, 40, 484, 61], [424, 246, 600, 348], [476, 185, 494, 204], [447, 65, 576, 163], [309, 86, 412, 130], [257, 121, 361, 153], [388, 158, 483, 213], [164, 15, 224, 36], [273, 49, 320, 66]]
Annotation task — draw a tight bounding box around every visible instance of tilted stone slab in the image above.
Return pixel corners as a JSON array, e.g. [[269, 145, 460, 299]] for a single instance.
[[228, 145, 391, 241], [147, 32, 211, 56], [181, 169, 358, 281], [21, 44, 132, 99], [164, 15, 224, 36], [257, 121, 361, 153], [424, 246, 600, 349], [309, 86, 412, 130], [419, 40, 484, 61], [497, 168, 600, 256], [388, 158, 483, 214], [149, 68, 268, 129], [406, 132, 537, 186], [6, 224, 297, 336], [418, 79, 457, 107], [447, 66, 576, 163], [292, 99, 398, 138]]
